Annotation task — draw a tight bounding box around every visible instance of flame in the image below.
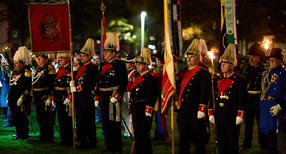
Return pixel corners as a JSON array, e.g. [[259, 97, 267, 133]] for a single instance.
[[207, 52, 215, 60], [262, 35, 275, 51], [263, 39, 270, 50]]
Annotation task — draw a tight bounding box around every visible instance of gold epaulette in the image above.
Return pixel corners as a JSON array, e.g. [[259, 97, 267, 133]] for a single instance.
[[24, 69, 32, 77], [48, 69, 56, 74], [208, 67, 213, 74], [48, 64, 54, 70]]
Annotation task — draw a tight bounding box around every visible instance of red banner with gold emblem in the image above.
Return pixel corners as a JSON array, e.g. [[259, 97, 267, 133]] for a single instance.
[[29, 6, 70, 54]]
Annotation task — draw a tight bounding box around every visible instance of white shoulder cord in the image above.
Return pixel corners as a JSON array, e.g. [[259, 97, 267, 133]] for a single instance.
[[10, 74, 22, 86], [32, 69, 45, 85]]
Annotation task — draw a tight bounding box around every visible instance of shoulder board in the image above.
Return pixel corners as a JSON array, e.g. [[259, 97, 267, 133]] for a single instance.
[[48, 64, 54, 70], [24, 69, 32, 77], [208, 67, 213, 74], [200, 67, 207, 71], [149, 72, 155, 76], [261, 70, 269, 76], [48, 68, 56, 74], [118, 59, 125, 62], [236, 73, 244, 78]]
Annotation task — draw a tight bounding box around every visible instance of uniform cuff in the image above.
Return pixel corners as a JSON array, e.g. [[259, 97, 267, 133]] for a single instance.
[[208, 109, 214, 116], [67, 94, 72, 100], [76, 84, 82, 92], [94, 95, 99, 102], [113, 92, 121, 101], [128, 103, 131, 110], [145, 105, 153, 114], [198, 104, 207, 113], [237, 110, 245, 118]]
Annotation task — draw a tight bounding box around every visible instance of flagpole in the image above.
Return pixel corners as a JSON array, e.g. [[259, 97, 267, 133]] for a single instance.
[[220, 0, 224, 31], [100, 2, 105, 62], [67, 0, 75, 148], [171, 96, 175, 154]]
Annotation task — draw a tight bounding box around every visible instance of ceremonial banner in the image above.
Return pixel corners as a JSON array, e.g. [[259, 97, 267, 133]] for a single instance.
[[172, 0, 183, 56], [29, 6, 70, 54], [224, 0, 237, 44], [161, 0, 176, 113]]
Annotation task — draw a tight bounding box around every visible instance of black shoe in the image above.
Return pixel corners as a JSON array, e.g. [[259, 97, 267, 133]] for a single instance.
[[65, 142, 73, 146], [2, 123, 14, 127], [43, 140, 51, 143], [260, 146, 268, 151], [57, 141, 65, 146], [102, 148, 112, 152], [239, 145, 251, 150], [0, 115, 7, 118], [77, 144, 90, 150], [18, 137, 28, 140], [11, 137, 20, 140]]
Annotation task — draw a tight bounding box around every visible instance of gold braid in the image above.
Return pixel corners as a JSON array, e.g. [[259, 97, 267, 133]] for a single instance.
[[260, 71, 279, 100]]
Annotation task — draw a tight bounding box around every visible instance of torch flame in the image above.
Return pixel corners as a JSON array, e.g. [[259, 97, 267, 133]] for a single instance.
[[207, 52, 215, 60], [264, 39, 270, 50]]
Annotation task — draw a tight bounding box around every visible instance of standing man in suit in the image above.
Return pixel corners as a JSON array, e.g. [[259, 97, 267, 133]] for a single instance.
[[175, 39, 211, 154], [208, 44, 247, 154], [8, 46, 31, 140], [94, 32, 128, 153], [240, 43, 268, 150], [70, 38, 98, 149], [129, 47, 158, 154]]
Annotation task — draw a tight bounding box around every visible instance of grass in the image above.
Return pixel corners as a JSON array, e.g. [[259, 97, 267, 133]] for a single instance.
[[0, 106, 274, 154], [0, 62, 278, 153]]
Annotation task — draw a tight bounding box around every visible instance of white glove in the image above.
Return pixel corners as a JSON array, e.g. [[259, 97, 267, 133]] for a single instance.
[[17, 98, 23, 107], [110, 97, 117, 104], [45, 99, 52, 107], [236, 116, 243, 125], [63, 98, 71, 105], [145, 112, 152, 117], [270, 104, 282, 116], [130, 114, 132, 123], [73, 65, 79, 71], [6, 100, 8, 107], [52, 101, 56, 108], [209, 115, 215, 124], [70, 86, 76, 93], [197, 111, 205, 119], [69, 80, 75, 87], [94, 101, 99, 107]]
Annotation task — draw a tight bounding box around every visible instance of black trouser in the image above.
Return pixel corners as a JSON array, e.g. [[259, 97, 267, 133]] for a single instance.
[[10, 106, 28, 138], [55, 90, 73, 145], [177, 114, 205, 154], [217, 124, 240, 154], [267, 129, 281, 154], [100, 103, 122, 153], [132, 114, 153, 154], [243, 94, 267, 148], [1, 107, 7, 116], [34, 91, 54, 142], [75, 102, 96, 148], [266, 129, 286, 154]]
